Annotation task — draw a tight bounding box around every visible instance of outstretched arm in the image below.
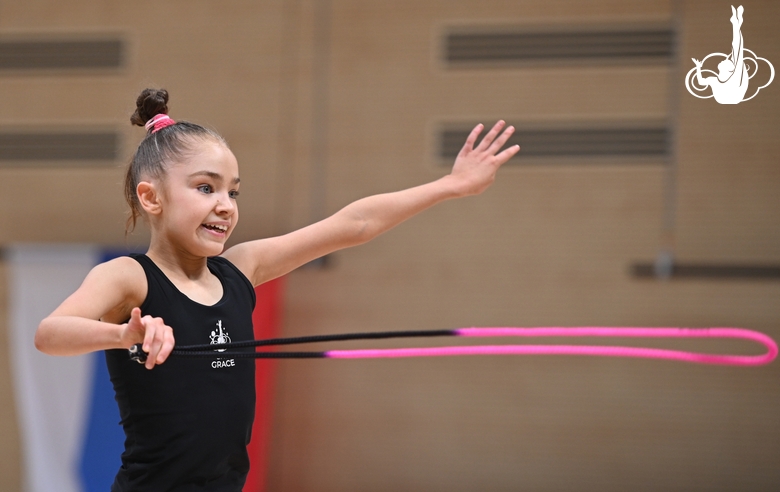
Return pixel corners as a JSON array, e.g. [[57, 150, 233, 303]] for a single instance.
[[224, 121, 520, 285]]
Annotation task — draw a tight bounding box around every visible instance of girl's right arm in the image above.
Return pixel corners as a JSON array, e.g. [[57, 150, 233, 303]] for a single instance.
[[35, 256, 175, 370]]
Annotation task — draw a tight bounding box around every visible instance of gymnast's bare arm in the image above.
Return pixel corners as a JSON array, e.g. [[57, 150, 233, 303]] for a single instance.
[[224, 120, 519, 287], [35, 256, 174, 370]]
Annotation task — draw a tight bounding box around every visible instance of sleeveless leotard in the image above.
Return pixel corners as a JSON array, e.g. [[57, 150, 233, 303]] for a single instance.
[[106, 254, 256, 492]]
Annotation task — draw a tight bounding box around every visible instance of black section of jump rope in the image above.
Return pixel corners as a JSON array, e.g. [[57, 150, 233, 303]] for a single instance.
[[171, 350, 326, 359], [173, 329, 457, 352]]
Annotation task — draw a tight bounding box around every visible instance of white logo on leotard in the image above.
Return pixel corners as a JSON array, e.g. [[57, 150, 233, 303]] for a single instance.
[[685, 5, 774, 104], [210, 320, 231, 352]]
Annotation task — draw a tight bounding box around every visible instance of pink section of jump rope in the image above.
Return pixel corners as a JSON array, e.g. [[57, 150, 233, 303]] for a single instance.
[[326, 327, 777, 366]]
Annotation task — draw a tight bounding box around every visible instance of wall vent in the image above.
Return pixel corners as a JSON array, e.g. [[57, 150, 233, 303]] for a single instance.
[[439, 124, 668, 162], [0, 131, 119, 166], [444, 27, 673, 67], [631, 262, 780, 280], [0, 39, 123, 70]]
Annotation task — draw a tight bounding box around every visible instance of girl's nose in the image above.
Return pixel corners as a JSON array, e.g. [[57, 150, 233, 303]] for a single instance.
[[215, 194, 236, 214]]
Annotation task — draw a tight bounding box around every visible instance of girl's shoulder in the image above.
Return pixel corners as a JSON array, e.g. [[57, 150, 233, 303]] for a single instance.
[[48, 255, 148, 324], [82, 256, 148, 323], [91, 255, 147, 282]]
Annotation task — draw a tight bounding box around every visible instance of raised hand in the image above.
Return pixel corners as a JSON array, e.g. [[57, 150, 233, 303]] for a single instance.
[[449, 120, 520, 197], [121, 307, 175, 370], [692, 58, 703, 67]]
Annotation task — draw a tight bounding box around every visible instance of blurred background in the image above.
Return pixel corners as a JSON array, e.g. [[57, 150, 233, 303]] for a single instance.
[[1, 0, 779, 491]]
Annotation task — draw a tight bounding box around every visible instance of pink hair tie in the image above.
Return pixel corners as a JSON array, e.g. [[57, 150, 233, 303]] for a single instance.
[[145, 114, 176, 133]]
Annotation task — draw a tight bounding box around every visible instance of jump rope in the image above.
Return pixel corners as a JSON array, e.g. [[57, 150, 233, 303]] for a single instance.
[[129, 326, 778, 366]]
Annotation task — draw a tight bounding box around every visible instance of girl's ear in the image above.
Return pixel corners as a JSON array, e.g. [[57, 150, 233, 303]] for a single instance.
[[137, 181, 162, 215]]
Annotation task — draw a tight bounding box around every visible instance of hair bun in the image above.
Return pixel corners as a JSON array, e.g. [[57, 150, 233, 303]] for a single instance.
[[130, 88, 169, 127]]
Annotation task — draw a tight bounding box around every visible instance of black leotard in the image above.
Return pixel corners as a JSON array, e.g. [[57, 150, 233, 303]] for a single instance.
[[106, 254, 256, 492]]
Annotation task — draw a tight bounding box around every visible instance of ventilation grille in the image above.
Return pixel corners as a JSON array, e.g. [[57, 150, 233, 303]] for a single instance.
[[439, 125, 668, 162], [632, 262, 780, 280], [0, 131, 119, 165], [0, 39, 123, 70], [444, 27, 673, 66]]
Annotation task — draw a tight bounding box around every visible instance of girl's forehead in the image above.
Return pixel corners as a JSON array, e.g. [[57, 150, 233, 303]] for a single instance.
[[170, 141, 240, 179]]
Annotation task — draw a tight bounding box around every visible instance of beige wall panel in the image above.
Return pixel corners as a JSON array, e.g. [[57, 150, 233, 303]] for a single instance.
[[272, 0, 324, 234], [0, 0, 287, 246], [268, 1, 779, 491]]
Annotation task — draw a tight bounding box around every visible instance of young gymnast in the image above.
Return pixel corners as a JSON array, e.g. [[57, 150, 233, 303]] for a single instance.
[[34, 88, 519, 491]]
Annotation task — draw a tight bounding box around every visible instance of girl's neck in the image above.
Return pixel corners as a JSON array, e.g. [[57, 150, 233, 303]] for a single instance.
[[146, 238, 211, 281], [145, 240, 225, 306]]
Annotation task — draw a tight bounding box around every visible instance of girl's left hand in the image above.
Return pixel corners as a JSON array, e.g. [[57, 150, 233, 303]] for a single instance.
[[448, 120, 520, 197]]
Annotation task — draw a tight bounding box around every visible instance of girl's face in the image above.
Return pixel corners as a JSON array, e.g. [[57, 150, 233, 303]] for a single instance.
[[155, 140, 241, 257]]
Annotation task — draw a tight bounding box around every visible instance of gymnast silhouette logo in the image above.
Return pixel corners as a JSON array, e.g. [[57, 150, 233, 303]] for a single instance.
[[685, 5, 774, 104], [210, 320, 231, 353]]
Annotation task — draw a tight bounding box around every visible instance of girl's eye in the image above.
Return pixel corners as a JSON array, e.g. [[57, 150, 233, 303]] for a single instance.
[[229, 190, 240, 199], [197, 184, 213, 194]]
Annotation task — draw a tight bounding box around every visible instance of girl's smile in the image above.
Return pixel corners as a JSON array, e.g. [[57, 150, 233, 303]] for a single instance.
[[201, 222, 230, 236]]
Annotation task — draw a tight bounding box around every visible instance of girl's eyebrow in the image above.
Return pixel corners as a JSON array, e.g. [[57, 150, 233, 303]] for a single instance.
[[188, 170, 240, 184]]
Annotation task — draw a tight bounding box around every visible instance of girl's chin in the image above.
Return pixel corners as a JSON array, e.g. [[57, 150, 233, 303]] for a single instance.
[[202, 239, 228, 253], [192, 237, 228, 257]]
